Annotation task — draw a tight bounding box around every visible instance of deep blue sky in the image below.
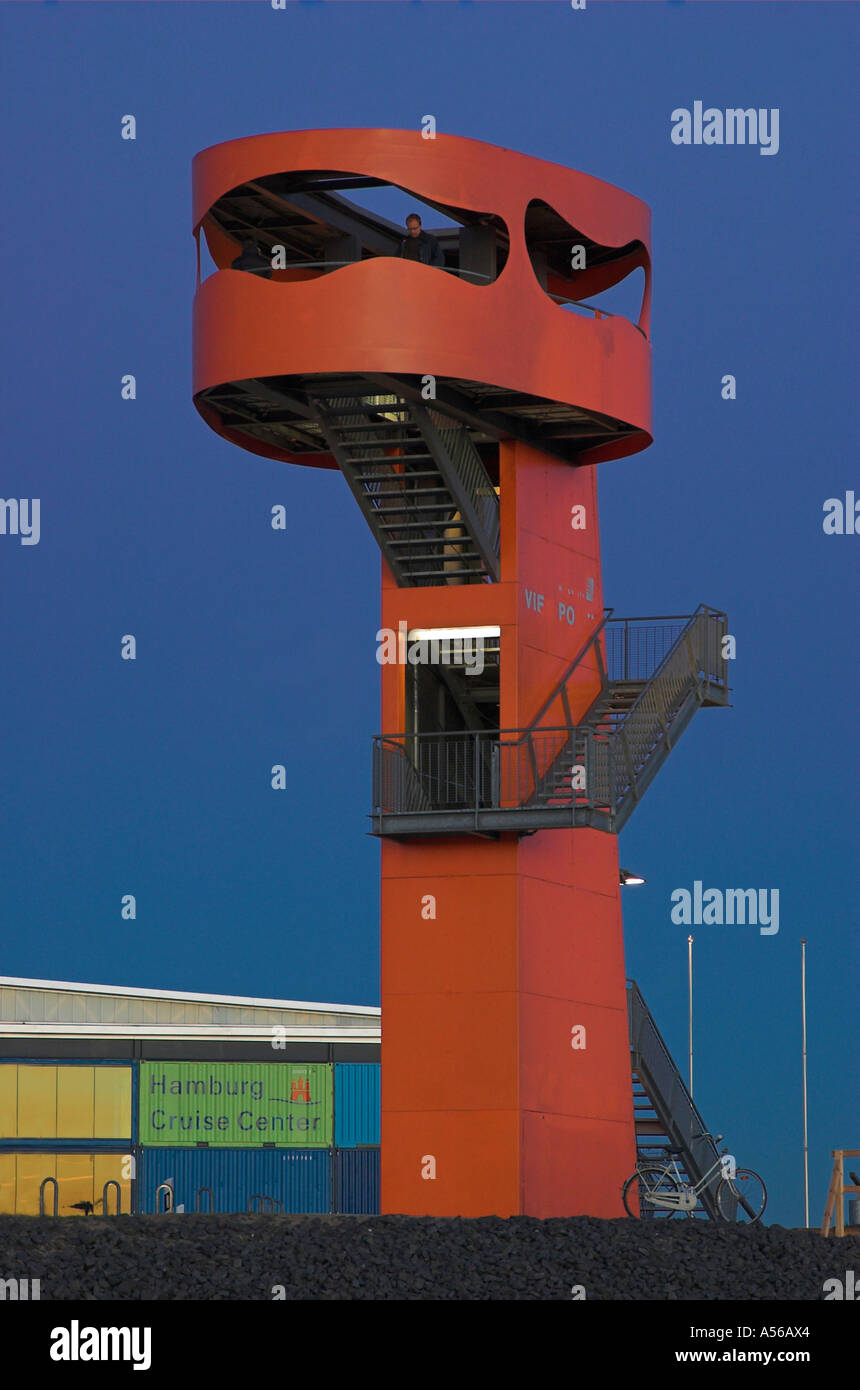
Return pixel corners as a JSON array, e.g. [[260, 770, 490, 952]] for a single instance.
[[1, 2, 857, 1228]]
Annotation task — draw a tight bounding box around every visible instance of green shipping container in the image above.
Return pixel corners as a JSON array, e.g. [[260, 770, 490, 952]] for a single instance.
[[138, 1063, 332, 1147]]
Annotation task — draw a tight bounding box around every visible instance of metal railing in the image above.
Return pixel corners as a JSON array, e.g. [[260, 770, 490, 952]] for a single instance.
[[226, 257, 645, 331], [425, 407, 500, 562], [375, 725, 613, 817], [548, 290, 617, 318], [520, 607, 724, 743], [604, 608, 726, 811], [236, 258, 495, 282], [549, 290, 648, 339], [372, 608, 728, 831], [606, 615, 691, 681]]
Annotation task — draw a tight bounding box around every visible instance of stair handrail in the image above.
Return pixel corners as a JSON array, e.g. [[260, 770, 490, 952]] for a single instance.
[[610, 604, 726, 720], [627, 979, 724, 1219], [606, 607, 726, 790], [517, 606, 723, 746], [599, 607, 727, 817], [412, 402, 501, 578], [428, 409, 500, 553]]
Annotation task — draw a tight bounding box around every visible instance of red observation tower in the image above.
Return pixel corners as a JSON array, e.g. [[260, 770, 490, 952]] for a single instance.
[[192, 129, 729, 1219]]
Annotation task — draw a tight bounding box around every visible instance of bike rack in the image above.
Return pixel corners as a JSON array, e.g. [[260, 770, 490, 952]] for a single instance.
[[247, 1193, 282, 1213], [155, 1182, 174, 1214], [195, 1186, 214, 1213], [39, 1176, 59, 1216], [102, 1180, 122, 1215]]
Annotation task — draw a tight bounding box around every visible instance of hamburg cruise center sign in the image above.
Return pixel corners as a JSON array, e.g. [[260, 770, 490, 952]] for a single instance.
[[138, 1064, 333, 1146]]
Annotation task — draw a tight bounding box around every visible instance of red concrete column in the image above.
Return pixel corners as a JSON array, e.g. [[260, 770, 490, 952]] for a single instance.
[[380, 440, 636, 1217]]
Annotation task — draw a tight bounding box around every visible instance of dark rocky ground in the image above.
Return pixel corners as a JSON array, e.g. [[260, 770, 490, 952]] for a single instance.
[[1, 1214, 855, 1300]]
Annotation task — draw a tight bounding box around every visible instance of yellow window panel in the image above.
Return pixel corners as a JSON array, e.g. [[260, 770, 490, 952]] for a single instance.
[[93, 1067, 132, 1140], [17, 1066, 57, 1140], [57, 1066, 96, 1139], [0, 1065, 18, 1139]]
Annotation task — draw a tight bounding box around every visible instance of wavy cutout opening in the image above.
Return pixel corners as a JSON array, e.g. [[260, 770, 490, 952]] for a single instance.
[[524, 198, 648, 335], [197, 170, 509, 290]]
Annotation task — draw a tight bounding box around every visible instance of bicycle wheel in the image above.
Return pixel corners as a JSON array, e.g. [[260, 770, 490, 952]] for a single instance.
[[716, 1168, 767, 1223], [622, 1165, 682, 1219]]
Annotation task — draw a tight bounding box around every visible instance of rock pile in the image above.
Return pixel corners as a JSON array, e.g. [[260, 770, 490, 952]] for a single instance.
[[0, 1213, 853, 1300]]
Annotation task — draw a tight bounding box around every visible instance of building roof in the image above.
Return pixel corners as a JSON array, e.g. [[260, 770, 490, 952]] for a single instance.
[[0, 976, 381, 1044]]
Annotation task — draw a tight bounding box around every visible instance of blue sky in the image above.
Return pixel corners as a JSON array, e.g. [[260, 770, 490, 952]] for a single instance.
[[1, 1, 857, 1227]]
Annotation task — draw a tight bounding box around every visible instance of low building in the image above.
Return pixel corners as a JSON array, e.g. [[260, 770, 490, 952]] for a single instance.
[[0, 977, 380, 1216]]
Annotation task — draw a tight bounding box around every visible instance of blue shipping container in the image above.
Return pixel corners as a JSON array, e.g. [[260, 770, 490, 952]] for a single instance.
[[336, 1147, 380, 1215], [334, 1064, 380, 1147], [137, 1147, 332, 1214]]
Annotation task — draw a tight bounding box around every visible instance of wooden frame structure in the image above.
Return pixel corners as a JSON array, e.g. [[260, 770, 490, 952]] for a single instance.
[[820, 1148, 860, 1236]]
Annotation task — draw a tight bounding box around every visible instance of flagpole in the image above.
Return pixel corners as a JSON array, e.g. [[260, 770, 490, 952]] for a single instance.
[[688, 934, 694, 1097], [801, 938, 809, 1228]]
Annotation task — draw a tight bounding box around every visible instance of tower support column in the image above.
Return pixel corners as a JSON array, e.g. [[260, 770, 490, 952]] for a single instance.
[[380, 441, 636, 1217]]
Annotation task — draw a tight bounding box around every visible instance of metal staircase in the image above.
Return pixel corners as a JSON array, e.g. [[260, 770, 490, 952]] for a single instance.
[[585, 680, 645, 735], [627, 979, 722, 1220], [372, 606, 729, 836], [309, 391, 500, 586], [530, 679, 644, 810]]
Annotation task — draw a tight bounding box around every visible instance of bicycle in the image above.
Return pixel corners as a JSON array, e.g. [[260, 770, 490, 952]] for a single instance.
[[622, 1132, 767, 1223]]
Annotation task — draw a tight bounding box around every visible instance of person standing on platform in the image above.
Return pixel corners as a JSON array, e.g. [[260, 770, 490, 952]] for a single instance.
[[397, 213, 445, 267]]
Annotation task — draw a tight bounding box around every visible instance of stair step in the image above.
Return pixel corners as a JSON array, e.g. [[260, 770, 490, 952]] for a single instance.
[[354, 470, 442, 482], [372, 502, 460, 515], [362, 487, 453, 498], [315, 401, 406, 416], [337, 429, 421, 438], [334, 428, 419, 438], [343, 444, 423, 454], [347, 456, 435, 468], [387, 535, 477, 548], [392, 545, 480, 557], [378, 521, 468, 532], [331, 415, 413, 425], [401, 548, 480, 561], [342, 443, 432, 455], [406, 567, 485, 578]]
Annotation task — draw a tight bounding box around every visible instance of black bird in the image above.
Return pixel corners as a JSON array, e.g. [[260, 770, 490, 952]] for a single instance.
[[69, 1200, 96, 1216]]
